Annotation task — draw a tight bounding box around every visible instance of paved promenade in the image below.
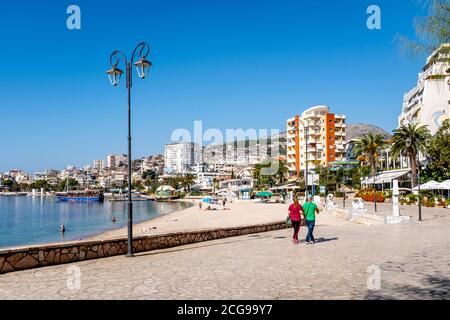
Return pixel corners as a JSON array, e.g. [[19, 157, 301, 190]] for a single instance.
[[0, 205, 449, 300]]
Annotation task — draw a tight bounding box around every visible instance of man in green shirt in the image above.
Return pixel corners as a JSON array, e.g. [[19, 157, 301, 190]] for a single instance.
[[302, 194, 319, 244]]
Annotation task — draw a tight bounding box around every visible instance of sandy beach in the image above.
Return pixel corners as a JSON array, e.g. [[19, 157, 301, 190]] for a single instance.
[[89, 198, 346, 241], [89, 199, 288, 240]]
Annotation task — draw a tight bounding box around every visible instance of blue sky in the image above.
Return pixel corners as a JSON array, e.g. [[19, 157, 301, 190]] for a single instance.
[[0, 0, 430, 173]]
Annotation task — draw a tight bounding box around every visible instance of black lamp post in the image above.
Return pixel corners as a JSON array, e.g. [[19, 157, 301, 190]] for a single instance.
[[106, 42, 152, 257], [417, 166, 422, 222], [405, 138, 424, 222]]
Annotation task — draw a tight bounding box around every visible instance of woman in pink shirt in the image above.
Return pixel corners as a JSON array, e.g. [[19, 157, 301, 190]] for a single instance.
[[288, 196, 304, 244]]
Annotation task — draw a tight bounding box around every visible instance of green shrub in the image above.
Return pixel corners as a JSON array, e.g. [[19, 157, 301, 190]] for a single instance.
[[405, 194, 417, 205], [383, 191, 393, 198], [334, 191, 345, 198], [425, 198, 435, 207], [445, 199, 450, 208]]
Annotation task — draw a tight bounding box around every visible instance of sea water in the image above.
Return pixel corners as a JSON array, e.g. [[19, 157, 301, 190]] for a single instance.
[[0, 196, 191, 249]]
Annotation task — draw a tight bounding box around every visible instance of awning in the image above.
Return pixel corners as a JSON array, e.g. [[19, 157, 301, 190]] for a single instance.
[[362, 170, 410, 185], [330, 161, 360, 166], [270, 184, 300, 190]]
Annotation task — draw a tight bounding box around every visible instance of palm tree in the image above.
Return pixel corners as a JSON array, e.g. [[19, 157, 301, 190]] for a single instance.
[[354, 133, 387, 178], [390, 123, 431, 187], [276, 159, 289, 185], [182, 173, 195, 193], [353, 133, 387, 210]]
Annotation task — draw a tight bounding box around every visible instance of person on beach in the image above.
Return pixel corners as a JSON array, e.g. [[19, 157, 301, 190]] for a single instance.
[[198, 201, 202, 210], [288, 196, 303, 244], [303, 194, 320, 244]]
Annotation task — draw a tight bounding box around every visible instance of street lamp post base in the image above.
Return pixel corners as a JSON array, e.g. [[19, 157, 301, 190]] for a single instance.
[[125, 253, 135, 258]]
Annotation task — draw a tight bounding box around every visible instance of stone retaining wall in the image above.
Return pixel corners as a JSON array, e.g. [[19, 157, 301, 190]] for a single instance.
[[0, 221, 287, 274]]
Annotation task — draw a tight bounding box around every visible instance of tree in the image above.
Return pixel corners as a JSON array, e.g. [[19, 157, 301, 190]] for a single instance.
[[166, 175, 183, 190], [56, 178, 79, 192], [181, 173, 195, 192], [1, 179, 14, 188], [353, 134, 387, 177], [142, 170, 157, 180], [132, 180, 145, 192], [390, 123, 432, 187], [422, 119, 450, 181], [253, 160, 277, 190], [19, 183, 32, 192], [399, 0, 450, 56], [353, 133, 387, 204], [275, 159, 289, 185], [30, 180, 49, 191], [318, 166, 338, 193], [230, 169, 235, 180], [144, 179, 160, 193]]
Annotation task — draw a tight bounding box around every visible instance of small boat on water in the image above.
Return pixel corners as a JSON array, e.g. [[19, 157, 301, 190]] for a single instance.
[[55, 176, 104, 202], [0, 192, 27, 196], [108, 192, 150, 202], [56, 191, 104, 202], [0, 192, 18, 196]]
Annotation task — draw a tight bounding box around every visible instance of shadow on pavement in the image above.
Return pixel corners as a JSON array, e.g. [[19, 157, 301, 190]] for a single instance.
[[315, 237, 339, 243], [365, 275, 450, 300], [135, 233, 274, 257]]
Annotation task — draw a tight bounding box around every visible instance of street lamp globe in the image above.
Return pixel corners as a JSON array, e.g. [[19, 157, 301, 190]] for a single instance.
[[106, 66, 123, 86], [134, 57, 152, 79]]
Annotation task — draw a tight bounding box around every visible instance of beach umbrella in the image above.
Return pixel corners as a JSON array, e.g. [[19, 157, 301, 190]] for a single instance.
[[426, 181, 441, 190], [412, 180, 441, 191], [256, 191, 273, 197], [201, 197, 212, 203], [438, 180, 450, 190], [438, 180, 450, 199], [156, 185, 176, 192]]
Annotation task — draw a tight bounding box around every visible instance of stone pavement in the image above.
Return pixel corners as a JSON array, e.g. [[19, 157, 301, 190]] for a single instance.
[[0, 209, 449, 299]]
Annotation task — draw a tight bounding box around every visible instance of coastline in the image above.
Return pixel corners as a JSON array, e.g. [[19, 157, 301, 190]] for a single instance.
[[0, 198, 194, 251]]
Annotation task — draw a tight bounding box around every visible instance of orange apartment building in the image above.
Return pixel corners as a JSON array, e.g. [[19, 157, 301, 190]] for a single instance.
[[286, 105, 346, 178]]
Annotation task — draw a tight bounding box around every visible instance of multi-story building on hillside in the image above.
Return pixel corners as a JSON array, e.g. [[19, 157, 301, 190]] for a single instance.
[[399, 43, 450, 135], [164, 142, 201, 173], [286, 105, 346, 178]]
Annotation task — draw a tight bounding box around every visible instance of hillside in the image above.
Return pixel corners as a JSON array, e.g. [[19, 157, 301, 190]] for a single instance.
[[346, 123, 391, 140]]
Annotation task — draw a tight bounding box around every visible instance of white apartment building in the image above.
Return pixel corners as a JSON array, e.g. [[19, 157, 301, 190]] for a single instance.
[[107, 154, 127, 168], [107, 155, 116, 168], [286, 105, 346, 178], [164, 142, 201, 173], [399, 43, 450, 135], [203, 140, 271, 167], [93, 159, 104, 171]]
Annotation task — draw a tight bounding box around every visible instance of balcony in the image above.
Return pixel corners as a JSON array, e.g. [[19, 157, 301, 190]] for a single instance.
[[306, 130, 321, 137], [287, 149, 296, 155]]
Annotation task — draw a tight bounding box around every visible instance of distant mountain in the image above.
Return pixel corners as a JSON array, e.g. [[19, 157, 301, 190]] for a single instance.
[[346, 123, 391, 140]]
